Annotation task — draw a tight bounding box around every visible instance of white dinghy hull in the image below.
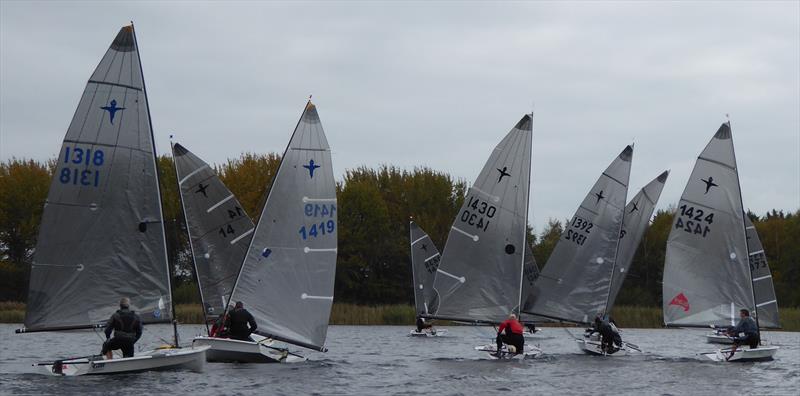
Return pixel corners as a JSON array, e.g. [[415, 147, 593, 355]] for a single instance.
[[576, 339, 628, 357], [38, 345, 209, 376], [705, 332, 735, 344], [701, 346, 778, 362], [409, 329, 448, 337], [192, 335, 305, 363], [474, 344, 541, 360]]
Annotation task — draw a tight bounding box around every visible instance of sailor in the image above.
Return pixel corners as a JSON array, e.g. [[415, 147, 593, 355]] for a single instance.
[[416, 315, 434, 333], [225, 301, 257, 341], [727, 309, 759, 353], [210, 303, 234, 337], [101, 297, 143, 359], [591, 315, 622, 354], [495, 313, 524, 356], [525, 322, 537, 334]]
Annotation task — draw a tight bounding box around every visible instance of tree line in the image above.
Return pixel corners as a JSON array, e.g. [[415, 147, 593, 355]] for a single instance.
[[1, 156, 798, 309]]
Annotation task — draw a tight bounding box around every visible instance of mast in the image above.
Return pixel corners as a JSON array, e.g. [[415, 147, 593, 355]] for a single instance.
[[729, 120, 761, 338], [131, 22, 180, 347], [516, 112, 533, 315], [170, 139, 210, 334]]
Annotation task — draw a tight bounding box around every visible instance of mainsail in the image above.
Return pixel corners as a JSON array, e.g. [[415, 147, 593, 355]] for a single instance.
[[431, 114, 532, 324], [744, 216, 780, 328], [229, 101, 336, 351], [524, 146, 633, 324], [606, 171, 669, 310], [24, 25, 172, 331], [172, 143, 254, 318], [409, 221, 441, 315], [663, 123, 755, 327]]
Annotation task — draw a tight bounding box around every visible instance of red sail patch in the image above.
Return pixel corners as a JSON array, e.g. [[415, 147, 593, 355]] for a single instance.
[[669, 293, 690, 312]]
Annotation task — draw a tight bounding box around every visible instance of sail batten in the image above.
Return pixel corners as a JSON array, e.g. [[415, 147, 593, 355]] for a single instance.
[[229, 102, 336, 351], [24, 25, 173, 330], [524, 146, 633, 324], [432, 114, 533, 323]]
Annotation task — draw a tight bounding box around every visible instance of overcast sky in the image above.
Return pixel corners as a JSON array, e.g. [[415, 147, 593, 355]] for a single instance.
[[1, 1, 798, 232]]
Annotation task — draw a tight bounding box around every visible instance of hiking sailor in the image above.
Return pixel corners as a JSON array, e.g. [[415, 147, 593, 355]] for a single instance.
[[588, 315, 622, 354], [101, 297, 143, 359], [225, 301, 257, 341], [416, 315, 435, 334], [726, 309, 759, 359], [495, 313, 524, 356]]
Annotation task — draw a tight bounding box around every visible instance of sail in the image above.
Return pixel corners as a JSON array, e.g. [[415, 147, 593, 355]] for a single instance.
[[520, 243, 551, 323], [24, 26, 172, 330], [663, 123, 754, 327], [172, 143, 254, 318], [409, 221, 441, 315], [745, 216, 780, 328], [524, 146, 633, 324], [431, 114, 532, 323], [606, 171, 669, 310], [229, 102, 336, 351]]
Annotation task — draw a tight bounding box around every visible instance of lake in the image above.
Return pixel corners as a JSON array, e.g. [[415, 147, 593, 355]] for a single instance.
[[1, 324, 798, 395]]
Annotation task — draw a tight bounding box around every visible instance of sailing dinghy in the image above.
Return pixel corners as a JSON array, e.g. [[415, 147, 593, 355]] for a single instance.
[[663, 122, 778, 362], [193, 101, 337, 363], [705, 216, 780, 344], [426, 114, 540, 359], [523, 146, 635, 356], [171, 143, 291, 362], [15, 24, 208, 375], [408, 221, 447, 337]]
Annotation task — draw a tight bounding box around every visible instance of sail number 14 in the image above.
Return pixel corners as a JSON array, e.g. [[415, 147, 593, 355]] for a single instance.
[[674, 204, 714, 238], [299, 203, 336, 240]]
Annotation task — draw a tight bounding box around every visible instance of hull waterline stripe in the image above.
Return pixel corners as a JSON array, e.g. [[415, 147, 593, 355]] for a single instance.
[[207, 194, 234, 213], [229, 228, 254, 245], [411, 235, 426, 245], [179, 165, 209, 185], [451, 226, 479, 242]]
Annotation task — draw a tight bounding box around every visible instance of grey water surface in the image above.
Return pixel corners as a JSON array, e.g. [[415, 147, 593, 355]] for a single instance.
[[1, 324, 797, 395]]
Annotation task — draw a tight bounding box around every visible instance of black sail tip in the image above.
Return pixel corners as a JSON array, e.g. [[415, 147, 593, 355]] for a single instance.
[[303, 101, 321, 124], [714, 123, 732, 140], [110, 25, 136, 52], [514, 114, 533, 131], [619, 145, 633, 162], [657, 170, 670, 183], [172, 143, 189, 156]]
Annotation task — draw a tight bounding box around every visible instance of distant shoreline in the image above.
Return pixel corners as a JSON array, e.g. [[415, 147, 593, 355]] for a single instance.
[[2, 302, 797, 331]]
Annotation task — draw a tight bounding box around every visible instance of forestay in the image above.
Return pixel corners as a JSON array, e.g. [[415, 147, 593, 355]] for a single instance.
[[524, 146, 633, 324], [24, 26, 172, 330], [663, 123, 754, 327], [606, 171, 669, 310], [431, 115, 532, 324], [229, 102, 336, 351], [745, 216, 780, 328], [409, 221, 441, 315], [172, 143, 254, 318]]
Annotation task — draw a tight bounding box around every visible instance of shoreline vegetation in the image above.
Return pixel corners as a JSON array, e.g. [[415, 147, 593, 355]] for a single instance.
[[1, 302, 798, 331]]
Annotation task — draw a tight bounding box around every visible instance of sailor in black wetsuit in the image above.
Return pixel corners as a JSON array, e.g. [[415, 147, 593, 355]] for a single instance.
[[101, 297, 143, 359], [225, 301, 257, 341]]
